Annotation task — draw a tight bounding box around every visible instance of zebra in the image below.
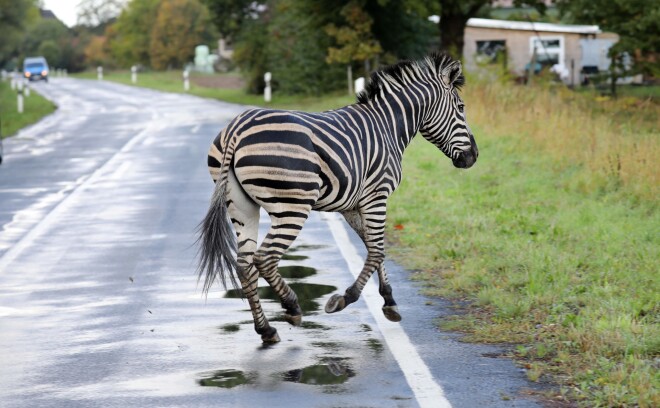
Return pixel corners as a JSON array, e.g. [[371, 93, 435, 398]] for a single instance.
[[198, 52, 478, 343]]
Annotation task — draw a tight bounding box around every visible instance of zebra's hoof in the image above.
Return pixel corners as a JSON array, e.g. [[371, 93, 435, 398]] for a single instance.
[[284, 313, 302, 326], [325, 294, 346, 314], [382, 306, 402, 322], [260, 327, 281, 343]]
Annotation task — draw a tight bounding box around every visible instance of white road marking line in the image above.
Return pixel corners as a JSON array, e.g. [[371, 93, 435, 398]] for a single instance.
[[325, 212, 452, 408], [0, 122, 159, 272]]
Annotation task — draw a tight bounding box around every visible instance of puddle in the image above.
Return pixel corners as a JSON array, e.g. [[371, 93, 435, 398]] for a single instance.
[[278, 265, 316, 279], [220, 324, 240, 333], [282, 254, 309, 261], [287, 244, 327, 253], [282, 359, 355, 385], [365, 338, 384, 353], [300, 321, 331, 330], [225, 282, 336, 312], [197, 369, 255, 388], [311, 341, 342, 351]]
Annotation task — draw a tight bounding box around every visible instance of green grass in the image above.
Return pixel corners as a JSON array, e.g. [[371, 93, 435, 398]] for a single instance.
[[0, 80, 56, 138], [72, 70, 355, 112], [388, 125, 659, 407]]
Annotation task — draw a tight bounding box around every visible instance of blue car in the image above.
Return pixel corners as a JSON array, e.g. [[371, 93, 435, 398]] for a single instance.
[[23, 56, 49, 82]]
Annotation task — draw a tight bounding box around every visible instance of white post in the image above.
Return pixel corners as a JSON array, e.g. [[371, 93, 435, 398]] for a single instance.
[[183, 69, 190, 91], [24, 79, 30, 97], [63, 69, 68, 78], [10, 72, 17, 90], [17, 80, 24, 114], [97, 66, 103, 80], [264, 72, 272, 103], [354, 77, 365, 95], [131, 65, 137, 84]]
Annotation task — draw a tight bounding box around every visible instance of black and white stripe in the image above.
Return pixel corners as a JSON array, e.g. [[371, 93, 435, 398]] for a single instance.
[[198, 52, 478, 342]]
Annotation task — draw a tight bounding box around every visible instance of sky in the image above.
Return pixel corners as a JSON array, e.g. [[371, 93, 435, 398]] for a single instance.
[[43, 0, 80, 27]]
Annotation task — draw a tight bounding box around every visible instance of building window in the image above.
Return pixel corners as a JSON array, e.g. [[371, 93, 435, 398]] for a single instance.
[[529, 36, 564, 67], [476, 40, 506, 64]]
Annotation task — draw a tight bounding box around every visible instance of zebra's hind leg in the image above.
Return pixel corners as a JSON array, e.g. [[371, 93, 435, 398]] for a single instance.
[[227, 170, 279, 343], [254, 210, 311, 327]]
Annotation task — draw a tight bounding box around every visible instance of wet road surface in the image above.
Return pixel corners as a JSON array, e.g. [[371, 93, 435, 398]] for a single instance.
[[0, 78, 543, 407]]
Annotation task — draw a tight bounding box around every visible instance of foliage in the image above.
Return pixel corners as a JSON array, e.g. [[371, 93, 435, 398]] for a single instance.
[[202, 0, 255, 40], [556, 0, 660, 78], [325, 1, 383, 66], [84, 36, 110, 66], [0, 0, 39, 69], [231, 7, 271, 93], [149, 0, 217, 70], [109, 0, 160, 67], [21, 19, 69, 56], [268, 0, 345, 95], [36, 41, 61, 67]]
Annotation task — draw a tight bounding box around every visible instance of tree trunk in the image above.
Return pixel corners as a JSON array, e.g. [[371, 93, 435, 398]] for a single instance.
[[438, 13, 469, 57]]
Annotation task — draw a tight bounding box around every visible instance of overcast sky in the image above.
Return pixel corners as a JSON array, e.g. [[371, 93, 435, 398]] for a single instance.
[[43, 0, 80, 27]]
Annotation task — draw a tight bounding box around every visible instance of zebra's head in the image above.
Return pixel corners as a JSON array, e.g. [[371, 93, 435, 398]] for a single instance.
[[420, 58, 479, 169]]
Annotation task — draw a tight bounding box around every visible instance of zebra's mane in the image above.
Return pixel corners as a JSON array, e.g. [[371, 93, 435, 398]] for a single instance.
[[356, 52, 465, 105]]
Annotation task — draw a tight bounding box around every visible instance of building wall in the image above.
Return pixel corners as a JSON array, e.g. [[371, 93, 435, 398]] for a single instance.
[[464, 27, 618, 85]]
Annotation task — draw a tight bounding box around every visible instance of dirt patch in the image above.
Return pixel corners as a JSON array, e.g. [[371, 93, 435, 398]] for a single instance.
[[191, 75, 244, 89]]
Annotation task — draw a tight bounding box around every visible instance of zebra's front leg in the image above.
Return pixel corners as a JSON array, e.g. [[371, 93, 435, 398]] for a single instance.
[[333, 209, 401, 321], [325, 206, 386, 314], [377, 264, 401, 322]]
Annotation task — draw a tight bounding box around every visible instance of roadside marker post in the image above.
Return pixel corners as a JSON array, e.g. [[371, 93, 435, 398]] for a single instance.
[[264, 72, 272, 103], [17, 80, 24, 114], [354, 77, 365, 95], [97, 66, 103, 80], [183, 70, 190, 91], [24, 79, 30, 97], [131, 65, 137, 84]]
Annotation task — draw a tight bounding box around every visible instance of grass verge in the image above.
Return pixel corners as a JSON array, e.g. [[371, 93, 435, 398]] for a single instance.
[[71, 70, 355, 112], [388, 78, 659, 406], [0, 80, 56, 138]]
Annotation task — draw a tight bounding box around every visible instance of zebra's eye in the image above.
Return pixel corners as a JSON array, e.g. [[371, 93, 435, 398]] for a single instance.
[[458, 104, 465, 113]]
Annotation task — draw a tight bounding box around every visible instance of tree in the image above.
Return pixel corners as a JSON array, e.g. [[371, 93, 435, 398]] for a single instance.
[[109, 0, 160, 67], [84, 36, 109, 66], [77, 0, 126, 27], [325, 0, 383, 76], [0, 0, 39, 68], [21, 19, 69, 56], [202, 0, 256, 40], [268, 0, 345, 95], [149, 0, 216, 70], [556, 0, 660, 79]]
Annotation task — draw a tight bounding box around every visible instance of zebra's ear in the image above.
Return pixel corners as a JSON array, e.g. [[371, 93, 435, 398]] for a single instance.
[[441, 61, 462, 87]]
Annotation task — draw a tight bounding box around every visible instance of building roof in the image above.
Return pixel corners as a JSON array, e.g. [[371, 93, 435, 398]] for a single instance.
[[467, 18, 601, 35]]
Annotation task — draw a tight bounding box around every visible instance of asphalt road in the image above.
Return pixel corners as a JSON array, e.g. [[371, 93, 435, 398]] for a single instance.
[[0, 78, 543, 408]]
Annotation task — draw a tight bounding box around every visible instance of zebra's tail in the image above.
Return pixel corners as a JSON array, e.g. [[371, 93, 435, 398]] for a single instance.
[[196, 139, 241, 296]]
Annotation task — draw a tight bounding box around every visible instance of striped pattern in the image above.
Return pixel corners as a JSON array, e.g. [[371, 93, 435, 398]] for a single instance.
[[199, 52, 478, 342]]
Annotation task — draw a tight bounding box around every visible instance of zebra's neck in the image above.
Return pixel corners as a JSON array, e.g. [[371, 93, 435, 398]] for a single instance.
[[361, 80, 434, 158]]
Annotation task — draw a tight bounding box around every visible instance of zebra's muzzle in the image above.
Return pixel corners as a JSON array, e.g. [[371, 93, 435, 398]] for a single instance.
[[452, 144, 478, 169]]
